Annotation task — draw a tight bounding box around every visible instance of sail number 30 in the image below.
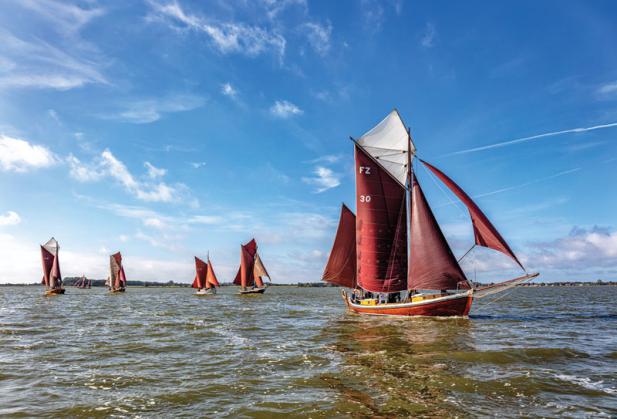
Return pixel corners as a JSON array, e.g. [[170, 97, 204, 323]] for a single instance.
[[360, 195, 372, 203]]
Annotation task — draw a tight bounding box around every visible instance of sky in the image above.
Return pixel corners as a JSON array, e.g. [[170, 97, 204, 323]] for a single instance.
[[0, 0, 616, 284]]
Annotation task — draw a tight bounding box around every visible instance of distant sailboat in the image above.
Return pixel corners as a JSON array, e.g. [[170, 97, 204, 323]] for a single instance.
[[75, 275, 88, 289], [323, 110, 538, 316], [40, 237, 65, 296], [192, 255, 220, 296], [109, 252, 127, 293], [233, 239, 271, 295]]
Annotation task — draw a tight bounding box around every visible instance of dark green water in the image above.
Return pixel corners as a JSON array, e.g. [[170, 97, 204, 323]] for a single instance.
[[0, 286, 616, 417]]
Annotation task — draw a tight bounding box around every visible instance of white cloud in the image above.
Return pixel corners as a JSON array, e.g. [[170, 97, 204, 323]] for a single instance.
[[147, 0, 286, 61], [0, 135, 57, 172], [144, 161, 167, 179], [68, 149, 193, 204], [270, 100, 303, 118], [597, 81, 617, 96], [307, 154, 342, 164], [0, 26, 107, 90], [302, 166, 341, 193], [0, 211, 21, 226], [188, 215, 225, 225], [302, 21, 332, 56], [191, 162, 206, 169], [19, 0, 105, 34], [108, 94, 205, 124], [262, 0, 307, 20], [420, 22, 436, 48], [221, 82, 238, 98]]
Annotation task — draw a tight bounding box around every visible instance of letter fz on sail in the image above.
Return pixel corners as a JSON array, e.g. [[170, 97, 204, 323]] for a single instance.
[[322, 110, 539, 317], [40, 237, 65, 296]]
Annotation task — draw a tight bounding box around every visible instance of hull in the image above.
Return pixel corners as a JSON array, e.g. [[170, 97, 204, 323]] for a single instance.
[[45, 288, 65, 296], [110, 288, 126, 293], [239, 287, 266, 295], [195, 288, 216, 296], [344, 291, 473, 317]]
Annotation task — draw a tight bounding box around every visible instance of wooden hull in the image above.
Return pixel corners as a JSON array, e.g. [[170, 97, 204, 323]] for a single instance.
[[239, 287, 266, 295], [344, 291, 473, 317], [194, 289, 216, 296], [109, 288, 125, 294], [45, 288, 65, 296]]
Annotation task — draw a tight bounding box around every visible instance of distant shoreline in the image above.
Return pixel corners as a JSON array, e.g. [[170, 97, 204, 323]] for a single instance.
[[1, 280, 615, 287]]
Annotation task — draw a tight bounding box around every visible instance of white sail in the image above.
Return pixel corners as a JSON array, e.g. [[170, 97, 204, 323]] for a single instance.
[[356, 109, 416, 186], [42, 237, 59, 255]]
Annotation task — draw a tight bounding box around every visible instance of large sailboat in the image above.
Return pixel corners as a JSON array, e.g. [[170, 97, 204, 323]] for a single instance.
[[322, 110, 538, 316], [233, 239, 271, 295], [108, 252, 127, 293], [192, 255, 220, 296], [40, 237, 65, 296]]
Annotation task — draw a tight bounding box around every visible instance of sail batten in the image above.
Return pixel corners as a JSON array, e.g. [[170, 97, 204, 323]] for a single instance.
[[322, 204, 357, 288], [409, 178, 470, 290], [420, 160, 524, 270]]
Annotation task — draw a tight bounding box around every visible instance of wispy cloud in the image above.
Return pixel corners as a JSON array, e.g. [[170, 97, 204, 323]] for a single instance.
[[68, 149, 195, 205], [302, 166, 341, 193], [420, 22, 436, 48], [596, 81, 617, 96], [0, 211, 21, 226], [190, 162, 206, 169], [147, 0, 286, 61], [306, 154, 343, 164], [472, 168, 581, 199], [447, 121, 617, 156], [0, 135, 58, 172], [270, 100, 303, 118], [301, 21, 332, 56], [19, 0, 104, 34], [104, 94, 205, 124], [144, 161, 167, 179]]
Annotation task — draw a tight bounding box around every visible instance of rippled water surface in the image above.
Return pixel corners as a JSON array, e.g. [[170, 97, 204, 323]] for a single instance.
[[1, 286, 616, 417]]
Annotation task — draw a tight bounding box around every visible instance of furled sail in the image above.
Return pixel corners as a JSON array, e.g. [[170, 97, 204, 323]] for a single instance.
[[192, 257, 207, 289], [356, 109, 416, 186], [206, 257, 220, 288], [409, 178, 470, 290], [40, 237, 62, 289], [420, 160, 524, 270], [110, 252, 127, 290], [355, 145, 408, 292], [322, 204, 357, 288]]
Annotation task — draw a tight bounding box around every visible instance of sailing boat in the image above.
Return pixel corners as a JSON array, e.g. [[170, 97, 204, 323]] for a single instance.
[[75, 275, 88, 288], [322, 110, 539, 316], [192, 255, 220, 296], [40, 237, 65, 296], [233, 239, 272, 295], [109, 252, 127, 293]]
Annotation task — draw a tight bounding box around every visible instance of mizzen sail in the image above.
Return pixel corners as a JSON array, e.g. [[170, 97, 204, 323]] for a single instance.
[[322, 204, 357, 288], [420, 160, 524, 270], [409, 178, 469, 290], [355, 145, 408, 292]]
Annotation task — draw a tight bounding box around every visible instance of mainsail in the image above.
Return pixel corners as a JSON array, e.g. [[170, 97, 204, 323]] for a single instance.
[[355, 144, 408, 292], [40, 238, 62, 289], [192, 257, 208, 289], [322, 204, 356, 288], [420, 160, 524, 270], [110, 252, 127, 290], [409, 178, 470, 290], [234, 239, 270, 288]]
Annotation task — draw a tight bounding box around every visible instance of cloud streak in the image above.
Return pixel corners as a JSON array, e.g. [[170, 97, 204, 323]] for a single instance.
[[0, 135, 58, 172], [447, 122, 617, 156]]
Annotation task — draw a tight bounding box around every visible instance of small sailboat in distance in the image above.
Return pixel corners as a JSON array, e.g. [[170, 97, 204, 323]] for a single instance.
[[40, 237, 65, 296], [322, 110, 538, 316], [192, 255, 220, 295], [109, 252, 127, 293], [234, 239, 271, 295]]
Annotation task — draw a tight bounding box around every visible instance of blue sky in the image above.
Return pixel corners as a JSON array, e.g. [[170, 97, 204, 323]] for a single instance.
[[0, 0, 616, 283]]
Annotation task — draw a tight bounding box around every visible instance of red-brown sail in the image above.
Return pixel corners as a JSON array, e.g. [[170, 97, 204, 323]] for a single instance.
[[192, 257, 207, 289], [322, 204, 357, 288], [110, 252, 127, 290], [40, 238, 62, 289], [409, 178, 470, 290], [238, 245, 255, 288], [206, 258, 220, 288], [420, 160, 524, 270], [233, 239, 257, 286], [355, 145, 408, 292]]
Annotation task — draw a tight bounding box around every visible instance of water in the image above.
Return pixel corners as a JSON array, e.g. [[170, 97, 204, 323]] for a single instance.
[[1, 286, 616, 417]]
